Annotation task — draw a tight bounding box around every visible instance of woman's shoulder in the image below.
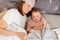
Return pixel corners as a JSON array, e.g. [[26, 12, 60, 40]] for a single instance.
[[4, 8, 19, 16], [2, 8, 19, 19], [7, 8, 17, 12]]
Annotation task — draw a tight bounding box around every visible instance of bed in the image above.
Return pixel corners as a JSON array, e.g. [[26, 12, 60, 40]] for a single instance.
[[27, 13, 60, 40]]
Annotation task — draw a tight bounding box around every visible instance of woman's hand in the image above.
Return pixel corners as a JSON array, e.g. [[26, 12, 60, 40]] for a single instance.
[[16, 32, 28, 40]]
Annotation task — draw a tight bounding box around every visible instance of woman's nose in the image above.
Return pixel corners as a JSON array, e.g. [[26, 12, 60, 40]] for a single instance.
[[28, 5, 32, 10], [28, 6, 32, 11]]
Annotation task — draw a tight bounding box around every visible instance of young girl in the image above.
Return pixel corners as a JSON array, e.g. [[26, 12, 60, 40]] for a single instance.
[[26, 8, 50, 33], [26, 8, 51, 40]]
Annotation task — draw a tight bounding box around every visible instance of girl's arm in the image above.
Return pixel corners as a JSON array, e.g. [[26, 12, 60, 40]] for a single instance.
[[43, 18, 50, 30]]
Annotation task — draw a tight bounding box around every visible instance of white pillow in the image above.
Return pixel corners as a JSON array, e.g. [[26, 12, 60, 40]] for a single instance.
[[52, 28, 60, 40], [43, 14, 60, 29], [43, 29, 57, 40]]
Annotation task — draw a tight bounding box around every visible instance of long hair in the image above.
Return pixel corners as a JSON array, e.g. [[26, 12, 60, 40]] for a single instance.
[[17, 1, 25, 16]]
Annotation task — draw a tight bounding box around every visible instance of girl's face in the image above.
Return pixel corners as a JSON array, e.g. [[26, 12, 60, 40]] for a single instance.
[[22, 3, 32, 14], [32, 11, 42, 22]]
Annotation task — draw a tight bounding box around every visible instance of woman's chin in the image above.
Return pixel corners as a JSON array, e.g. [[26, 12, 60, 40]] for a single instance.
[[24, 11, 28, 14]]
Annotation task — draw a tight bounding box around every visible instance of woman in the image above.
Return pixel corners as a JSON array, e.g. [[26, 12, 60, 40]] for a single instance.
[[0, 0, 35, 40]]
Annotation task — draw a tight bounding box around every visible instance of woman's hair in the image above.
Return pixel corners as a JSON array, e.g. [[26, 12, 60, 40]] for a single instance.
[[17, 1, 25, 16]]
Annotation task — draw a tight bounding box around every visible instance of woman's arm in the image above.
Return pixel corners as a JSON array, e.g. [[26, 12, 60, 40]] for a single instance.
[[0, 19, 17, 36], [0, 19, 7, 29], [0, 19, 27, 40], [0, 28, 16, 36], [0, 28, 27, 40]]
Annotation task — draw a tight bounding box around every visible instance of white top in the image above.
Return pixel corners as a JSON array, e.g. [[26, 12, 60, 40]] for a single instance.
[[2, 8, 27, 33]]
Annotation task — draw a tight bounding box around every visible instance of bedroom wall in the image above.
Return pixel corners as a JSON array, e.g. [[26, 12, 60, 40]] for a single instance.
[[0, 0, 21, 12], [34, 0, 60, 14]]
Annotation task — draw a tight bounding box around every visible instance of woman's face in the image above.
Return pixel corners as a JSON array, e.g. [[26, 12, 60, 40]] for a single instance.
[[22, 3, 32, 14], [32, 11, 42, 22]]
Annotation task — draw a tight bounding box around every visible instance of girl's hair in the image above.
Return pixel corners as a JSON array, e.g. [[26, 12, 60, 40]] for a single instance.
[[17, 1, 25, 16], [31, 7, 42, 15], [26, 7, 42, 17], [31, 8, 43, 21]]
